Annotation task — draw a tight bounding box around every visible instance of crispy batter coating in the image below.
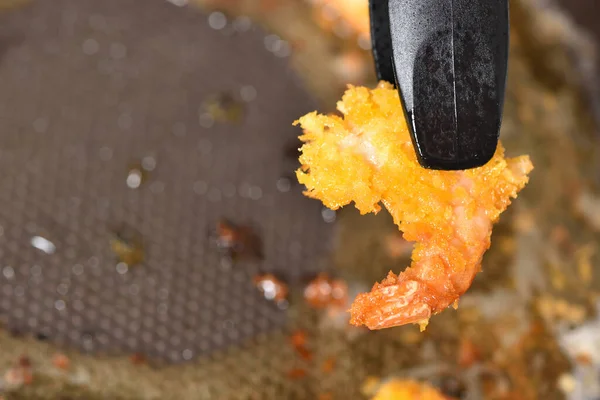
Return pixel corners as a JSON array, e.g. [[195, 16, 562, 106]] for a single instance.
[[372, 379, 452, 400], [295, 82, 533, 330]]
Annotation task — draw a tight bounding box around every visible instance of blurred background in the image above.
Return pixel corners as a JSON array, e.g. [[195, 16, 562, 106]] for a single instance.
[[0, 0, 598, 399]]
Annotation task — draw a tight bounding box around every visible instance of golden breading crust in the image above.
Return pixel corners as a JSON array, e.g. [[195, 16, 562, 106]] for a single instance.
[[295, 82, 533, 330], [372, 379, 452, 400]]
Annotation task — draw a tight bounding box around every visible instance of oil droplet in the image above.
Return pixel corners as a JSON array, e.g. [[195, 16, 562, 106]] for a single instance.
[[109, 43, 127, 59], [126, 158, 156, 189], [118, 113, 133, 130], [182, 349, 193, 360], [172, 122, 186, 137], [240, 85, 257, 102], [208, 188, 222, 202], [3, 266, 14, 279], [99, 146, 113, 161], [193, 180, 208, 195], [82, 38, 99, 55], [126, 169, 143, 189], [274, 41, 291, 58], [89, 15, 106, 30], [248, 186, 263, 200], [32, 117, 49, 133], [31, 265, 42, 276], [31, 236, 57, 254], [149, 181, 165, 194], [321, 208, 336, 223], [141, 156, 156, 172], [276, 177, 291, 192], [264, 34, 281, 52], [222, 183, 236, 198], [198, 113, 214, 128], [116, 262, 129, 274], [233, 16, 252, 32], [55, 300, 66, 311], [167, 0, 188, 5], [208, 12, 227, 30], [57, 283, 69, 296]]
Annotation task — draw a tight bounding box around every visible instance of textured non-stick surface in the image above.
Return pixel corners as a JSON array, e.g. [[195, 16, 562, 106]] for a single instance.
[[0, 0, 334, 363]]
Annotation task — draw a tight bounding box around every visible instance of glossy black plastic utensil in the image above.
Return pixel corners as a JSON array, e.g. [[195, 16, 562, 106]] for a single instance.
[[369, 0, 509, 170]]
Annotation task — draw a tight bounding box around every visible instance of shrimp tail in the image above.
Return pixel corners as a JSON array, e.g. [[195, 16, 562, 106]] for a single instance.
[[350, 276, 433, 330]]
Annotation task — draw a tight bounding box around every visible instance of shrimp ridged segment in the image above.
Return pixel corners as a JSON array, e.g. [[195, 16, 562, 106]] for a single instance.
[[295, 82, 533, 330]]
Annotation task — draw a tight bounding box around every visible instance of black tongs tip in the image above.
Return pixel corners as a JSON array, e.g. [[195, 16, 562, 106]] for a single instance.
[[370, 0, 509, 171]]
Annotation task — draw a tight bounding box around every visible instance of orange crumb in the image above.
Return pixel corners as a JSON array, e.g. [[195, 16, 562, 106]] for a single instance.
[[371, 379, 451, 400], [290, 330, 307, 348], [18, 355, 31, 368], [52, 353, 70, 370], [550, 225, 569, 246], [322, 357, 336, 373], [296, 346, 313, 361], [575, 353, 593, 366], [291, 39, 307, 52], [288, 368, 307, 379], [304, 273, 348, 309], [130, 353, 147, 365], [4, 367, 32, 387], [259, 0, 280, 12], [458, 338, 480, 368], [23, 370, 33, 385]]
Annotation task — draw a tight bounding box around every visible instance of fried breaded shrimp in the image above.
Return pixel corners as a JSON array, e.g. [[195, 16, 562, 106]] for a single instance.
[[371, 379, 452, 400], [295, 82, 533, 330]]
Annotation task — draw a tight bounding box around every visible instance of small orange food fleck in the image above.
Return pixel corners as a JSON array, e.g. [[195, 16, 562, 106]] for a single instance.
[[322, 357, 336, 373], [295, 82, 533, 330], [215, 219, 264, 261], [52, 353, 70, 370], [290, 330, 307, 347], [18, 355, 31, 368], [289, 330, 312, 360], [288, 368, 307, 379], [457, 338, 480, 368], [296, 346, 313, 361], [575, 353, 593, 366], [304, 273, 348, 309], [130, 353, 147, 365], [372, 379, 451, 400]]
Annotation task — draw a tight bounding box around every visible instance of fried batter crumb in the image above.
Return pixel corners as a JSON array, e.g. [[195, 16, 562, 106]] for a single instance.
[[295, 82, 533, 330], [304, 273, 348, 309], [372, 379, 451, 400], [52, 353, 70, 370]]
